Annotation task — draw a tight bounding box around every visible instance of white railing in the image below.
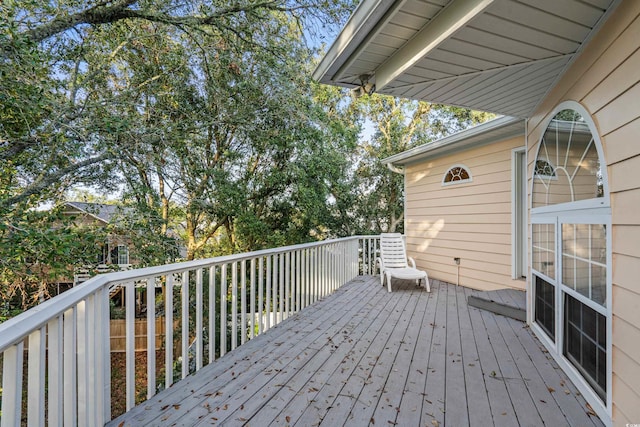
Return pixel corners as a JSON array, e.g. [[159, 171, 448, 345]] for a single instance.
[[0, 235, 380, 426]]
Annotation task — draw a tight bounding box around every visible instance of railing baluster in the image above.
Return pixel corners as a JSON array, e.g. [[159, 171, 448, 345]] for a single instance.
[[296, 250, 302, 311], [220, 264, 227, 357], [258, 257, 264, 334], [241, 260, 247, 345], [146, 278, 157, 398], [165, 274, 174, 387], [100, 287, 111, 424], [304, 249, 313, 306], [78, 298, 89, 424], [125, 281, 135, 410], [250, 258, 256, 339], [63, 307, 77, 426], [27, 328, 45, 427], [231, 261, 238, 350], [279, 253, 284, 322], [209, 266, 216, 363], [195, 269, 203, 370], [47, 315, 63, 426], [181, 271, 189, 379], [1, 342, 23, 427], [265, 256, 271, 331], [286, 251, 292, 318], [272, 255, 279, 325]]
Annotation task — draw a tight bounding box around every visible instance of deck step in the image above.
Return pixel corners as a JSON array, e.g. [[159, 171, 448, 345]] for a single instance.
[[467, 288, 526, 322]]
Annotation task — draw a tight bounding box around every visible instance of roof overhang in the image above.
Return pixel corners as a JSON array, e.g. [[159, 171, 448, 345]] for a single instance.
[[382, 115, 524, 167], [315, 0, 620, 118]]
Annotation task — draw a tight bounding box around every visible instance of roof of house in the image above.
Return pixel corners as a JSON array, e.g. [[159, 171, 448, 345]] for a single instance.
[[64, 202, 123, 224], [314, 0, 619, 118], [382, 115, 524, 166]]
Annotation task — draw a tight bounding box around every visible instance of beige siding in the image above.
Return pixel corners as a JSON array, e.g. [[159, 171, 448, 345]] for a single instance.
[[404, 136, 525, 291], [525, 1, 640, 424]]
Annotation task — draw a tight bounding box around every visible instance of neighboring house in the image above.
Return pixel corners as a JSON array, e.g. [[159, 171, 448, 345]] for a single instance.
[[315, 1, 639, 425], [62, 201, 133, 286]]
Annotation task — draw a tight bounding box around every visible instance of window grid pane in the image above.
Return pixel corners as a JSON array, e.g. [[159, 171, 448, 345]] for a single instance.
[[532, 223, 555, 279], [564, 293, 606, 401], [562, 223, 607, 307], [535, 275, 555, 341]]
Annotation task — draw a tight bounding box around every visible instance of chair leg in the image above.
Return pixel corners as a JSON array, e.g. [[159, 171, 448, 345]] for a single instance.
[[424, 275, 431, 293], [387, 273, 392, 293]]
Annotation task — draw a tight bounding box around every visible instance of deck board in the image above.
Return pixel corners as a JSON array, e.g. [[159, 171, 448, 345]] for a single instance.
[[108, 277, 604, 427]]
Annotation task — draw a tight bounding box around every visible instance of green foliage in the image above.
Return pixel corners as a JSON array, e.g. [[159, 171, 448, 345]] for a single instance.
[[0, 0, 493, 315], [0, 205, 108, 312], [352, 95, 496, 233]]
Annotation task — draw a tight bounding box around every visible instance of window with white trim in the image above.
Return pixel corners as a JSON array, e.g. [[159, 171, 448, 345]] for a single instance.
[[442, 164, 472, 186], [531, 104, 611, 418], [111, 245, 129, 265]]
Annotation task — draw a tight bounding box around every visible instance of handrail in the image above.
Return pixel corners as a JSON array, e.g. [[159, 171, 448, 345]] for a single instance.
[[0, 236, 361, 352], [0, 234, 380, 426]]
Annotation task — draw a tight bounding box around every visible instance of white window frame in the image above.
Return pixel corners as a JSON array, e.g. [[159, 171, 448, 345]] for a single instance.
[[511, 147, 527, 279], [529, 101, 612, 424], [116, 245, 129, 266], [441, 163, 472, 186]]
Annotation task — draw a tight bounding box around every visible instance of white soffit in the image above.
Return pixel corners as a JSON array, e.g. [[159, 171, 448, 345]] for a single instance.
[[315, 0, 619, 118]]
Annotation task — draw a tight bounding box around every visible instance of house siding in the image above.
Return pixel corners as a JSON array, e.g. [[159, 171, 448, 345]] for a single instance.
[[404, 136, 525, 291], [525, 1, 640, 424]]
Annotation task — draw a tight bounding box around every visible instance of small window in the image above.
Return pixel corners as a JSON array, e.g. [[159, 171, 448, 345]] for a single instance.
[[111, 245, 129, 265], [442, 164, 472, 186]]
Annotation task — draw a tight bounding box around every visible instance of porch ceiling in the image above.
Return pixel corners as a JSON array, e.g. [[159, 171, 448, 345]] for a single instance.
[[314, 0, 619, 118]]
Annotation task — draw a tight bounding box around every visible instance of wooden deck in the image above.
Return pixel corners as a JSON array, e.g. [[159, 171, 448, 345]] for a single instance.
[[109, 276, 603, 427]]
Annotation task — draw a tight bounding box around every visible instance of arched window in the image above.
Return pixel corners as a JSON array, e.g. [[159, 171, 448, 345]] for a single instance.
[[531, 102, 611, 418], [442, 164, 472, 186]]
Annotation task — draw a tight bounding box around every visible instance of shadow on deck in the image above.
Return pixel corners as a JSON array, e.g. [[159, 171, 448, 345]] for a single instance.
[[109, 276, 602, 426]]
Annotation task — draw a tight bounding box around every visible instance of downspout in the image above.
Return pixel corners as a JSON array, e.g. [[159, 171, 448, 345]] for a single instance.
[[386, 163, 404, 174]]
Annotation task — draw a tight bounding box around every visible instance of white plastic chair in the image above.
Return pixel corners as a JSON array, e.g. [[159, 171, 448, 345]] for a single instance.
[[376, 233, 430, 293]]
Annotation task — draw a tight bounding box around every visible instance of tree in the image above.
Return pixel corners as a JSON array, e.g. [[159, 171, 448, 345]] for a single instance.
[[0, 206, 108, 314], [0, 0, 357, 311], [354, 95, 495, 233], [0, 0, 354, 212]]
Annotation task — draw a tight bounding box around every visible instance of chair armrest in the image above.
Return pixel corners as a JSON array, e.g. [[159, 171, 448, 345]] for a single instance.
[[408, 257, 416, 268]]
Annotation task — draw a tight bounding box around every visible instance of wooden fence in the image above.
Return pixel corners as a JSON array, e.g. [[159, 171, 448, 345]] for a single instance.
[[110, 317, 172, 353]]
